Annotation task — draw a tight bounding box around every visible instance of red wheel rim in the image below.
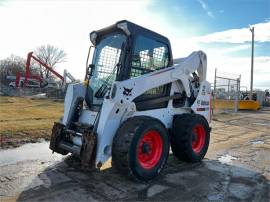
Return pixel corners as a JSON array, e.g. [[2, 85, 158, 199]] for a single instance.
[[137, 130, 163, 169], [192, 124, 206, 154]]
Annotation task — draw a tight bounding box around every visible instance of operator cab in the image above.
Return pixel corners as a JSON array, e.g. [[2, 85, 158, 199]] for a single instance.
[[86, 20, 173, 109]]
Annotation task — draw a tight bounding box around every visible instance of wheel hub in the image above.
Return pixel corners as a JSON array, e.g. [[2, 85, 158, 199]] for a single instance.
[[137, 130, 163, 169], [192, 133, 197, 142], [192, 124, 206, 154], [141, 142, 151, 154]]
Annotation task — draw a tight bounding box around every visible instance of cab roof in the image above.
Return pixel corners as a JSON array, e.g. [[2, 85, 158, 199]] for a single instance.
[[92, 20, 170, 43]]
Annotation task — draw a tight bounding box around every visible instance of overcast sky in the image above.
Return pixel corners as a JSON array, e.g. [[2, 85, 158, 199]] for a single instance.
[[0, 0, 269, 89]]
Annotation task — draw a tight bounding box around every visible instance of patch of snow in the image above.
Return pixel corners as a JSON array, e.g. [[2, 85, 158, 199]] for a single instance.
[[218, 154, 237, 164]]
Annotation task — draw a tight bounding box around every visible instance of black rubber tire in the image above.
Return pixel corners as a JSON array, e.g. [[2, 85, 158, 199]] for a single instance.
[[112, 116, 169, 182], [171, 114, 210, 162]]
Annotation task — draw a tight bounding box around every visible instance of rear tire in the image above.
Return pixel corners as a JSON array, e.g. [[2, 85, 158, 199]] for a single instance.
[[171, 114, 210, 162], [112, 116, 169, 181]]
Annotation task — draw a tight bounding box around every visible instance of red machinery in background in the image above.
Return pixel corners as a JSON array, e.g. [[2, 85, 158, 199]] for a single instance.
[[15, 52, 64, 88]]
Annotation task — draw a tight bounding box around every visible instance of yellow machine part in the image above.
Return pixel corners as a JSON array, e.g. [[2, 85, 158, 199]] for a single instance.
[[214, 99, 260, 110]]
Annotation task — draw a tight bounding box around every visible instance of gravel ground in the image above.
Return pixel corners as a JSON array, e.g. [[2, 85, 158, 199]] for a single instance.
[[0, 109, 269, 201]]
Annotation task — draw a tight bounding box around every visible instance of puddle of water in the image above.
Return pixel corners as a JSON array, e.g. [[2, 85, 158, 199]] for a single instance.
[[218, 154, 237, 164], [229, 120, 239, 124], [0, 141, 64, 166], [252, 122, 268, 126], [250, 140, 264, 145]]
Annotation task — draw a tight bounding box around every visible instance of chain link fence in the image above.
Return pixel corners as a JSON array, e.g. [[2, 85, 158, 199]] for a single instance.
[[213, 69, 241, 114], [0, 83, 65, 99]]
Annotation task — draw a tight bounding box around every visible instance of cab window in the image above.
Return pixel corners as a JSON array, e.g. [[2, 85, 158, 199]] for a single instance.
[[130, 36, 169, 77]]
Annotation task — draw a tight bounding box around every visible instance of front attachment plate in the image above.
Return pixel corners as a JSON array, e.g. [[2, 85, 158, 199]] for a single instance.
[[49, 122, 68, 155], [80, 129, 97, 169]]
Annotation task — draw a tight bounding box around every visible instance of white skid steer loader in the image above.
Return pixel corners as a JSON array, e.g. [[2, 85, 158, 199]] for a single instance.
[[50, 20, 212, 181]]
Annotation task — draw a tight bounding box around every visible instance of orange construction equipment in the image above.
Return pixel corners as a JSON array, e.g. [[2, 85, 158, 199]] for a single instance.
[[15, 52, 64, 88]]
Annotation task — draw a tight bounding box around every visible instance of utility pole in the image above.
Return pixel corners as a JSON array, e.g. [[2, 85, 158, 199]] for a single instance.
[[250, 26, 254, 100], [213, 68, 217, 115]]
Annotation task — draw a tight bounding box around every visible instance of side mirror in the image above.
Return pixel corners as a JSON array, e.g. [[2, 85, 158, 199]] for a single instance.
[[85, 45, 94, 80], [86, 64, 95, 78], [85, 64, 95, 81], [88, 64, 95, 76]]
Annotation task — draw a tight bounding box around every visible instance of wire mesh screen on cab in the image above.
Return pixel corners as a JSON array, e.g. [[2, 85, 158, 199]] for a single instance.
[[93, 46, 121, 98], [96, 46, 121, 82], [130, 36, 169, 78]]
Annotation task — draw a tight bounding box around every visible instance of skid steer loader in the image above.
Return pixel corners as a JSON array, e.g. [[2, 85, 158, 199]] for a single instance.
[[50, 20, 212, 181]]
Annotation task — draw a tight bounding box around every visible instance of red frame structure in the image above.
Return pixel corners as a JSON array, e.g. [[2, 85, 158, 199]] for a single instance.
[[15, 52, 64, 88]]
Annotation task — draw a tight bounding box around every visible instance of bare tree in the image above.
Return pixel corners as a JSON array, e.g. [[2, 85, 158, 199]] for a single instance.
[[0, 55, 25, 85], [34, 44, 67, 79]]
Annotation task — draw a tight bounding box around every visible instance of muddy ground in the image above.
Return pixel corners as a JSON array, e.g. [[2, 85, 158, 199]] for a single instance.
[[0, 109, 269, 201]]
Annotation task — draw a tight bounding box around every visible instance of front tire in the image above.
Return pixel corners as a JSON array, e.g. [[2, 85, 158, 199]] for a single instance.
[[112, 116, 169, 181], [171, 114, 210, 162]]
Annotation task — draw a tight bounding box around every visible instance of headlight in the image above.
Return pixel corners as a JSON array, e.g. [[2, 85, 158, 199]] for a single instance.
[[117, 22, 130, 35], [90, 32, 98, 45]]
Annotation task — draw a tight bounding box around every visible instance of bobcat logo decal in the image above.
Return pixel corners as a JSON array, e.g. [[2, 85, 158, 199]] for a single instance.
[[123, 87, 133, 96]]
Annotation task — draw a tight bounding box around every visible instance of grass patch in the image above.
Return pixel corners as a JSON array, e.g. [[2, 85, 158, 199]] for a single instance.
[[0, 96, 63, 148]]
